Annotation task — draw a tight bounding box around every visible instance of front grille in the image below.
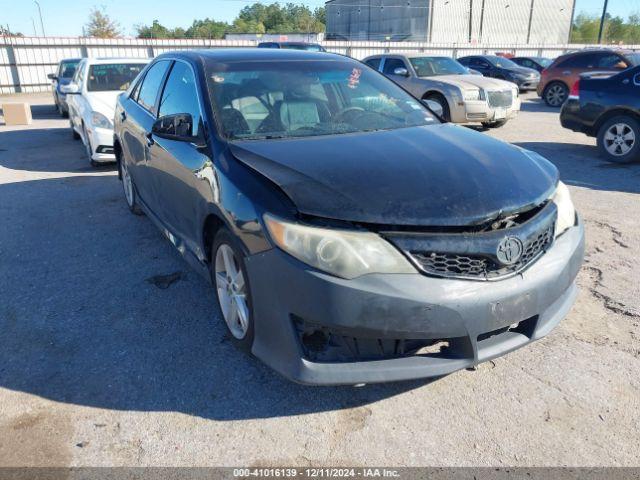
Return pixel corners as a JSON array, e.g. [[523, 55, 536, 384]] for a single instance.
[[487, 90, 513, 108], [410, 225, 554, 280]]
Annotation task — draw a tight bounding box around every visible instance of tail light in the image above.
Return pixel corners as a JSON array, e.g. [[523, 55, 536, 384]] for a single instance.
[[569, 79, 580, 99]]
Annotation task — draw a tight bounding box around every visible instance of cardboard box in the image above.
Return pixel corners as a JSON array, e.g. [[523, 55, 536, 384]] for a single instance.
[[1, 102, 32, 125]]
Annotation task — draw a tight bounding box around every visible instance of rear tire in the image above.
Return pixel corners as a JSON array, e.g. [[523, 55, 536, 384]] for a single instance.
[[424, 93, 451, 122], [120, 160, 143, 215], [596, 115, 640, 164], [543, 81, 568, 107], [211, 228, 255, 353]]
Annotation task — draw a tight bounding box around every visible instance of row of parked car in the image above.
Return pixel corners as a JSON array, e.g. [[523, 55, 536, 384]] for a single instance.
[[41, 46, 587, 385]]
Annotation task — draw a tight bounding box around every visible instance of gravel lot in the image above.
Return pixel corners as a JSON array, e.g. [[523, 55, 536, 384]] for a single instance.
[[0, 92, 639, 467]]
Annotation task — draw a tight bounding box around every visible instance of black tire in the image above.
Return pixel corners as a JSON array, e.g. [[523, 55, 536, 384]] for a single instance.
[[543, 81, 569, 107], [56, 101, 68, 118], [70, 119, 80, 140], [482, 119, 508, 129], [119, 159, 143, 215], [424, 93, 451, 122], [82, 125, 97, 166], [211, 228, 255, 353], [596, 115, 640, 164]]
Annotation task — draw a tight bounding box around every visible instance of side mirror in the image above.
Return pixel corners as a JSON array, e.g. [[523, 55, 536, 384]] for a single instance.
[[393, 67, 409, 77], [422, 99, 444, 119], [468, 68, 483, 76], [47, 73, 57, 80], [60, 83, 80, 94], [152, 113, 202, 144]]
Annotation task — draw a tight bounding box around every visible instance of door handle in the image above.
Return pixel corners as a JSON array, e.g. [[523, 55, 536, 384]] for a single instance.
[[622, 78, 630, 85], [120, 111, 127, 121], [145, 132, 154, 147], [562, 70, 571, 75]]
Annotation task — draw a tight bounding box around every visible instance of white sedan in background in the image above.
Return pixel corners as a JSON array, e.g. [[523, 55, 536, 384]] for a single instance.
[[63, 58, 148, 166]]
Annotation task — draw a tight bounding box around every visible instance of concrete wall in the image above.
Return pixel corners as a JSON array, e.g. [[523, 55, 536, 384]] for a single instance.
[[1, 35, 637, 94]]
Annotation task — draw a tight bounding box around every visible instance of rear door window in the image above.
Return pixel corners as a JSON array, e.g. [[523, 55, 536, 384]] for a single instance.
[[137, 60, 171, 113], [597, 54, 628, 70], [365, 58, 381, 70]]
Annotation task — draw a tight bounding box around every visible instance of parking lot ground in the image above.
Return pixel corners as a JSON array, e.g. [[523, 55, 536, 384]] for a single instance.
[[0, 92, 639, 467]]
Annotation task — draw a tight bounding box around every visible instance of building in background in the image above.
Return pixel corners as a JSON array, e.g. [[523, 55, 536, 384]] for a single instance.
[[224, 32, 325, 42], [326, 0, 576, 44]]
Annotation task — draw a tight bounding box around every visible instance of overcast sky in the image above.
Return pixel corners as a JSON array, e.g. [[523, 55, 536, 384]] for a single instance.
[[0, 0, 635, 37]]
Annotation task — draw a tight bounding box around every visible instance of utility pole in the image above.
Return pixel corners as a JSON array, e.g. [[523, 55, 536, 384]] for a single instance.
[[597, 0, 609, 44], [526, 0, 535, 44], [34, 0, 45, 37], [468, 0, 474, 43]]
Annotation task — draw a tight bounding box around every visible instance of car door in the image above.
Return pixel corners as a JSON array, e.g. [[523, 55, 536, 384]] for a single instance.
[[120, 60, 172, 209], [68, 60, 85, 133], [470, 57, 493, 77], [148, 59, 211, 253]]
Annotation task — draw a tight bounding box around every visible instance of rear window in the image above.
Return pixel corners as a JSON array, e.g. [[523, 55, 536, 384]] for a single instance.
[[87, 63, 146, 92]]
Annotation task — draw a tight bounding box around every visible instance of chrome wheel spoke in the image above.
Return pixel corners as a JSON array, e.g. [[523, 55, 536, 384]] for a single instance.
[[215, 243, 249, 339]]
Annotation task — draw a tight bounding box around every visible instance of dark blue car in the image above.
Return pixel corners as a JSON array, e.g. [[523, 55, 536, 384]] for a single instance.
[[113, 49, 584, 385], [458, 55, 540, 91], [48, 58, 81, 117]]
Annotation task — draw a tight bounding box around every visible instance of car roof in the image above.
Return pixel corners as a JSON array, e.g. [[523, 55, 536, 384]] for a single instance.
[[83, 57, 150, 65], [364, 52, 450, 59], [156, 48, 343, 64]]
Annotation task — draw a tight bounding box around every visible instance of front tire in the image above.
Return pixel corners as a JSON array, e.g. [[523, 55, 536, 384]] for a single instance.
[[482, 119, 508, 129], [211, 229, 254, 352], [424, 93, 451, 122], [120, 160, 143, 215], [70, 119, 80, 140], [597, 115, 640, 164], [543, 81, 568, 107]]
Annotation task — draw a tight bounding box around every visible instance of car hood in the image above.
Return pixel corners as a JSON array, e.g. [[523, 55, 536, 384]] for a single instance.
[[87, 91, 122, 118], [230, 124, 558, 227], [420, 74, 515, 90]]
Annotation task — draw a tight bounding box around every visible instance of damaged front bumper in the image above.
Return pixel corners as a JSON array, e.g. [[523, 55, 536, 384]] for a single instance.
[[245, 218, 584, 385]]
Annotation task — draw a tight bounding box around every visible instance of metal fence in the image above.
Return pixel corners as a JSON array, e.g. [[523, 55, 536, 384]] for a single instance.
[[1, 35, 638, 94]]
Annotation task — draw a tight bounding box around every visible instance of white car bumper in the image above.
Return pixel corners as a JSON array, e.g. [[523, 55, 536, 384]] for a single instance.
[[86, 126, 115, 162], [452, 95, 521, 124]]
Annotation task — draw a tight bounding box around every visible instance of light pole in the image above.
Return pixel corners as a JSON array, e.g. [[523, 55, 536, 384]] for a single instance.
[[597, 0, 609, 44], [34, 1, 45, 37]]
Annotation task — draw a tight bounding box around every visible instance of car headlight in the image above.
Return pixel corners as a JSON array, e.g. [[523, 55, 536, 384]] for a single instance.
[[463, 89, 481, 101], [264, 214, 416, 279], [551, 181, 576, 238], [91, 111, 113, 129]]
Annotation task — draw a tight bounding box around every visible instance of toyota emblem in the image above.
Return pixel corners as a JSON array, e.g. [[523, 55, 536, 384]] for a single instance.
[[496, 237, 523, 265]]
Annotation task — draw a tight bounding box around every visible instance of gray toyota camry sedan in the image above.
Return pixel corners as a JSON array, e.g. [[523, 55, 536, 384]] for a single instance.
[[113, 49, 584, 385]]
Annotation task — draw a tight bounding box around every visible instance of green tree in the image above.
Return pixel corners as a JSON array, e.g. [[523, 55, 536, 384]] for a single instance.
[[0, 25, 23, 36], [185, 18, 230, 38], [84, 6, 121, 38]]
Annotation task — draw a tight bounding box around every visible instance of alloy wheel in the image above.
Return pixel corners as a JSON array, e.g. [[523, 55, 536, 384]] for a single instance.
[[545, 84, 567, 106], [121, 162, 134, 207], [604, 123, 636, 157], [215, 244, 249, 340]]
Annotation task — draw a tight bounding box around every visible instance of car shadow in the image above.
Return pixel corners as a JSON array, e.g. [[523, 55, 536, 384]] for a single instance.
[[0, 173, 430, 421], [519, 96, 559, 114], [515, 141, 640, 194], [0, 128, 117, 173]]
